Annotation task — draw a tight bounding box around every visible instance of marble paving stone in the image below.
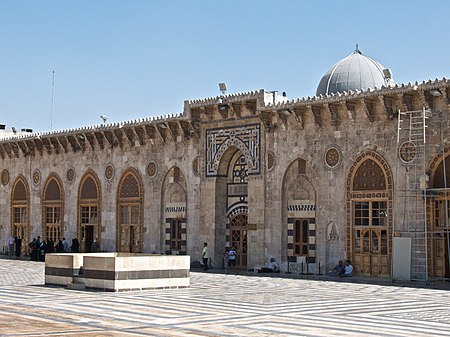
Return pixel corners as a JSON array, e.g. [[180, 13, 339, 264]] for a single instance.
[[1, 259, 450, 336]]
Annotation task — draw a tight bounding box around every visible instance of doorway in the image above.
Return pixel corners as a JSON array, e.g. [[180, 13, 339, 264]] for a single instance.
[[230, 214, 248, 268], [84, 225, 94, 252]]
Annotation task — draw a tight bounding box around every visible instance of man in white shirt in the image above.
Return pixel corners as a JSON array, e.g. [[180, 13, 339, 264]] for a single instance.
[[339, 259, 353, 277], [202, 242, 209, 271]]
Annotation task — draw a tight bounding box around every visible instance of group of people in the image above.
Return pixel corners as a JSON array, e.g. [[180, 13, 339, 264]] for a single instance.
[[329, 260, 353, 277], [7, 235, 22, 258], [204, 242, 353, 277], [6, 235, 90, 261]]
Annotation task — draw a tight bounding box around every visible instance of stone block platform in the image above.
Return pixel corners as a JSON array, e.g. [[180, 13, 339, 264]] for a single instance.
[[45, 253, 190, 291]]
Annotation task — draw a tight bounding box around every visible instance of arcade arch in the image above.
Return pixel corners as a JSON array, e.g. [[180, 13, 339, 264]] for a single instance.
[[347, 151, 393, 277], [116, 168, 143, 253], [78, 171, 101, 252], [11, 176, 30, 255], [42, 174, 64, 243]]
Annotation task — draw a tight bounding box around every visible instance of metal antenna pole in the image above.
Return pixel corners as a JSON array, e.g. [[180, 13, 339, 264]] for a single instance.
[[50, 70, 55, 130]]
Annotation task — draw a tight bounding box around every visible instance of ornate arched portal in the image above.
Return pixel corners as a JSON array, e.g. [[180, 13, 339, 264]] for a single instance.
[[347, 151, 393, 277], [11, 176, 30, 255], [42, 174, 64, 242], [116, 168, 143, 253], [226, 152, 249, 268], [428, 148, 450, 278], [162, 166, 187, 255], [283, 158, 317, 264], [78, 171, 101, 252]]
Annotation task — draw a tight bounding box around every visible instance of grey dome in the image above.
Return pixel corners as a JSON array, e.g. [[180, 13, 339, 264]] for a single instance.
[[316, 48, 394, 96]]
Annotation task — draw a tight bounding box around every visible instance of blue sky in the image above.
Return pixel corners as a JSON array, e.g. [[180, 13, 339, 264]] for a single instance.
[[1, 0, 449, 132]]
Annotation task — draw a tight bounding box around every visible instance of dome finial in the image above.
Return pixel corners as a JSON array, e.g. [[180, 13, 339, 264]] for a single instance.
[[355, 43, 361, 54]]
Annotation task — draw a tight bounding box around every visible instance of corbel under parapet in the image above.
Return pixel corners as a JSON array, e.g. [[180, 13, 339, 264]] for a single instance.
[[49, 137, 62, 154], [345, 101, 356, 124], [361, 98, 375, 122], [293, 107, 305, 129], [133, 126, 145, 146], [232, 103, 242, 118], [112, 129, 123, 148], [310, 105, 322, 127], [94, 132, 105, 150], [326, 103, 339, 126]]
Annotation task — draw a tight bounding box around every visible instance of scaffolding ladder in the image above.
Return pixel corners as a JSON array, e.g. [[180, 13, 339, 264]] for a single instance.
[[395, 107, 430, 281]]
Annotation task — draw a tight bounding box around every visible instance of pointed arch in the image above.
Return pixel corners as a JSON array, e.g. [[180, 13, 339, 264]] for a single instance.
[[77, 170, 101, 252], [427, 147, 450, 278], [11, 175, 30, 256], [116, 167, 144, 253], [346, 150, 393, 277], [42, 173, 64, 243], [212, 145, 250, 268], [162, 166, 187, 255], [213, 137, 255, 174], [282, 157, 317, 264]]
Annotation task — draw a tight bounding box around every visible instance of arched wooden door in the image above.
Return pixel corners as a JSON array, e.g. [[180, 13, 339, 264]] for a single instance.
[[428, 151, 450, 278], [229, 214, 248, 268], [348, 153, 393, 277], [78, 173, 101, 253], [117, 169, 143, 253]]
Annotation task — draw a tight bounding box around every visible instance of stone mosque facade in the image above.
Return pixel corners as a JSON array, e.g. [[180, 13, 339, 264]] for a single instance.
[[1, 48, 450, 280]]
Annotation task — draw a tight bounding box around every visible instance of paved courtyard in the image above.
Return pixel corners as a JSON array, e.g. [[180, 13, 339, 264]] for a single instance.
[[1, 259, 450, 336]]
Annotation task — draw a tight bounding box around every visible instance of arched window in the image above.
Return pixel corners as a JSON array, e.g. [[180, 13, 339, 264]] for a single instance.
[[11, 176, 30, 255], [117, 169, 143, 253], [42, 175, 64, 243]]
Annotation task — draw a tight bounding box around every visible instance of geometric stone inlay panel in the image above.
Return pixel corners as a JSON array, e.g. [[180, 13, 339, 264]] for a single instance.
[[1, 169, 9, 186], [205, 124, 260, 177], [105, 164, 115, 180], [32, 169, 41, 185], [192, 157, 199, 176], [147, 161, 157, 178], [353, 159, 386, 191], [66, 167, 75, 183], [325, 146, 341, 169]]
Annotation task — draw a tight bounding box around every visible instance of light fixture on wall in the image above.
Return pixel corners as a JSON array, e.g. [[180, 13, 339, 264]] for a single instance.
[[219, 82, 227, 95]]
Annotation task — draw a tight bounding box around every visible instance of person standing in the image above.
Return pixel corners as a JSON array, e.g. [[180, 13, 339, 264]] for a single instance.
[[202, 242, 209, 271], [223, 248, 229, 270], [29, 238, 38, 261], [62, 238, 69, 253], [15, 236, 22, 257], [71, 238, 80, 253], [91, 239, 98, 253], [228, 247, 237, 268], [7, 235, 14, 258]]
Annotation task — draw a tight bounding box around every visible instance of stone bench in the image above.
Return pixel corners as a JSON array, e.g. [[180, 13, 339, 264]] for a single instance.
[[45, 253, 190, 291]]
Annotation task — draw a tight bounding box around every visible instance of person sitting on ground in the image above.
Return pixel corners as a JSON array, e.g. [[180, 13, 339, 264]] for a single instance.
[[258, 257, 279, 273], [339, 259, 353, 277], [329, 260, 343, 276]]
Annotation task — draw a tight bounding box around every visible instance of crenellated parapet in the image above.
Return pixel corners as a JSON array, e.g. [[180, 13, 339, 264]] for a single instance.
[[0, 113, 199, 160], [267, 78, 450, 128], [183, 89, 287, 122], [2, 77, 449, 160]]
